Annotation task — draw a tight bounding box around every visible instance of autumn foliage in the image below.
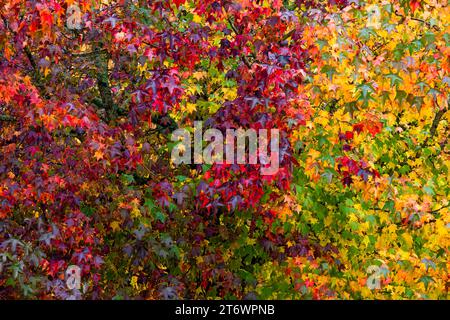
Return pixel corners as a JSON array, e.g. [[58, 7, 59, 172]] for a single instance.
[[0, 0, 449, 299]]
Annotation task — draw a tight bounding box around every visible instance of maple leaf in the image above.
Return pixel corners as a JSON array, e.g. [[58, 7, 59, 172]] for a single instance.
[[172, 0, 186, 8], [410, 0, 421, 14]]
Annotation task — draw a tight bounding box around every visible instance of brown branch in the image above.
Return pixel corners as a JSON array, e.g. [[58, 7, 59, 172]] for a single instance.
[[226, 16, 252, 68], [410, 17, 441, 31], [93, 43, 116, 121], [23, 46, 37, 69], [417, 203, 450, 225]]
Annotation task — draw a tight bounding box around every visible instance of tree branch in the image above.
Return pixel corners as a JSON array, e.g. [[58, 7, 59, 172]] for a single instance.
[[1, 13, 49, 98], [430, 203, 450, 214], [282, 29, 296, 41], [64, 48, 109, 58]]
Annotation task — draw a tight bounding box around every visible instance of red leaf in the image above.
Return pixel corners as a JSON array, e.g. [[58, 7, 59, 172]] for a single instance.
[[410, 0, 421, 13]]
